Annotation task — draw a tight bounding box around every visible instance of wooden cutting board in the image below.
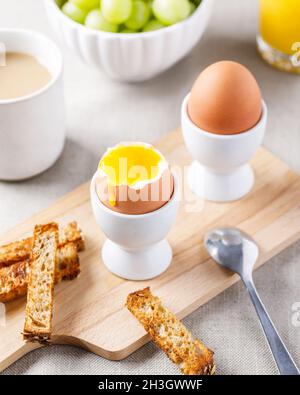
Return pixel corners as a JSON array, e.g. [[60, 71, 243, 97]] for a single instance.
[[1, 128, 300, 372]]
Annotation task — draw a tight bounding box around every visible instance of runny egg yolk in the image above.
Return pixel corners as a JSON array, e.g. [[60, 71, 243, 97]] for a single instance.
[[99, 144, 165, 207]]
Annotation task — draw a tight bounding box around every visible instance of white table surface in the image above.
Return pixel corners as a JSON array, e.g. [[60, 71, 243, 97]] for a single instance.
[[1, 0, 300, 375]]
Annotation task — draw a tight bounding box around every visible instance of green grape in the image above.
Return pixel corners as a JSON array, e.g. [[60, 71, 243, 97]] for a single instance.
[[85, 9, 119, 32], [144, 1, 154, 19], [125, 1, 150, 30], [70, 0, 99, 9], [120, 28, 137, 33], [152, 0, 190, 26], [101, 0, 132, 24], [189, 1, 196, 15], [142, 19, 164, 31], [62, 1, 88, 24], [56, 0, 66, 7]]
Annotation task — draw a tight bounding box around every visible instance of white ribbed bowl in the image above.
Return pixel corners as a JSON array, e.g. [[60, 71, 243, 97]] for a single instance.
[[44, 0, 214, 82]]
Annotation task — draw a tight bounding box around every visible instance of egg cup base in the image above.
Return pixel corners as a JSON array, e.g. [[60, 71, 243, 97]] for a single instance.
[[188, 161, 254, 202], [102, 239, 172, 281]]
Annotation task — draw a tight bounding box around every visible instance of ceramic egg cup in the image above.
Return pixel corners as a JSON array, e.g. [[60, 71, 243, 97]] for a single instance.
[[90, 172, 180, 281], [181, 94, 268, 202]]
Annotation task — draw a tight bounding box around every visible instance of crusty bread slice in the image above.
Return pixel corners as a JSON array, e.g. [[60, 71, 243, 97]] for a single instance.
[[0, 221, 84, 269], [0, 260, 30, 304], [0, 242, 80, 303], [55, 242, 80, 282], [58, 221, 85, 252], [0, 238, 33, 269], [126, 287, 215, 375], [23, 223, 59, 342]]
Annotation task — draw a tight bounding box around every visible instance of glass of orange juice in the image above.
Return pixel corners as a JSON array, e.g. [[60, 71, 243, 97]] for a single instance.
[[257, 0, 300, 73]]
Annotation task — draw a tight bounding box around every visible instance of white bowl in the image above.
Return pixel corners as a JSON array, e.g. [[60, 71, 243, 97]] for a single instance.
[[181, 94, 267, 202], [44, 0, 214, 82], [0, 29, 65, 181], [90, 171, 180, 280]]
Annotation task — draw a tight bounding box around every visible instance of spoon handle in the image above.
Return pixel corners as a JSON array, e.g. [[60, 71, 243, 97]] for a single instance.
[[244, 278, 299, 375]]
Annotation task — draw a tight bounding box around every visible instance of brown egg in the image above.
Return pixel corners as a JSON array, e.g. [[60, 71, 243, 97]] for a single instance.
[[95, 143, 174, 215], [188, 61, 262, 135]]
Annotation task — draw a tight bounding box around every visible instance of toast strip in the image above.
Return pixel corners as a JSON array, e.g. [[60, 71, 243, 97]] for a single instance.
[[0, 221, 84, 269], [0, 242, 80, 303], [23, 223, 58, 342], [126, 288, 215, 375]]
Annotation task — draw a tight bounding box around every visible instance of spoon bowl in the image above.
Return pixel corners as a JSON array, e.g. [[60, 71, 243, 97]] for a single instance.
[[205, 227, 259, 276], [205, 227, 299, 375]]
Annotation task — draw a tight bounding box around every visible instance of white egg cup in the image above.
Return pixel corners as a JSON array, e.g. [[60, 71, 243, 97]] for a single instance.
[[90, 172, 180, 281], [181, 94, 267, 202]]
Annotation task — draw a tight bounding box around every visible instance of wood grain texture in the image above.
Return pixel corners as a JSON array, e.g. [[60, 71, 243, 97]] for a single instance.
[[1, 128, 300, 371]]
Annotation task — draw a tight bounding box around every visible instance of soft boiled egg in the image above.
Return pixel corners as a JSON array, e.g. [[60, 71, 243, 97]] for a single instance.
[[95, 142, 174, 215], [188, 61, 262, 135]]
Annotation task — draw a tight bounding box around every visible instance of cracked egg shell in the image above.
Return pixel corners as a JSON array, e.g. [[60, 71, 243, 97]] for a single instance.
[[95, 142, 174, 215]]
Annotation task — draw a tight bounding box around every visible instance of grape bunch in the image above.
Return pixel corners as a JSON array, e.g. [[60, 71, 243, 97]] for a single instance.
[[60, 0, 201, 33]]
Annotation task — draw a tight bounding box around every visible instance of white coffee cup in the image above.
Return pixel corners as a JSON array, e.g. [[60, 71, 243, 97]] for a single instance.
[[0, 29, 65, 180]]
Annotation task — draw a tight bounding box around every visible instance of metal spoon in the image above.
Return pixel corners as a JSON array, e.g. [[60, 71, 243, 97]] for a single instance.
[[205, 227, 299, 376]]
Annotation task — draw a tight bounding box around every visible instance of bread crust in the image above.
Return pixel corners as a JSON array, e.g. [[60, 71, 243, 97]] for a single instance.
[[0, 221, 84, 269], [23, 223, 59, 342], [126, 287, 215, 375], [0, 238, 33, 269], [0, 242, 80, 303], [0, 260, 29, 303]]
